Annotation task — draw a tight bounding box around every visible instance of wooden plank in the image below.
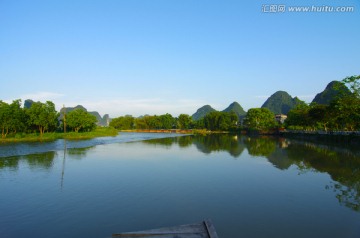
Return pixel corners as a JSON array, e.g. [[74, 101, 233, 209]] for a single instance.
[[112, 220, 217, 238], [203, 220, 219, 238]]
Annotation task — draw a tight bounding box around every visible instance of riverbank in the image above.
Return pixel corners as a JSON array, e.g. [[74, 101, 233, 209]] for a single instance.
[[0, 127, 118, 143], [119, 129, 230, 136], [279, 130, 360, 146]]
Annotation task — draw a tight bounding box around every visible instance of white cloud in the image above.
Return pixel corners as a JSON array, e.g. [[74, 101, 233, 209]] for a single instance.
[[58, 98, 210, 118], [254, 95, 269, 99], [297, 95, 315, 102], [21, 92, 65, 101]]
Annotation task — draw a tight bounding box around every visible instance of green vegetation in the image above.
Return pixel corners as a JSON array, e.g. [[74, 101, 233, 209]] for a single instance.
[[243, 108, 276, 131], [66, 109, 97, 132], [261, 91, 305, 114], [203, 111, 238, 131], [60, 105, 109, 126], [0, 99, 115, 142], [285, 75, 360, 131], [1, 127, 118, 143], [27, 101, 59, 136], [177, 114, 192, 129], [110, 111, 239, 133]]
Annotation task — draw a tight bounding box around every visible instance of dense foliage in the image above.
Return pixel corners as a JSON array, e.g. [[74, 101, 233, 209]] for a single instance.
[[110, 111, 239, 131], [0, 100, 99, 138], [203, 111, 238, 131], [66, 108, 98, 132], [285, 75, 360, 131], [243, 108, 276, 131], [0, 99, 27, 138], [26, 101, 59, 135]]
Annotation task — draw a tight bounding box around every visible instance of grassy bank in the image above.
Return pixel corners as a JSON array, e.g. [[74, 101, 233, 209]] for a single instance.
[[1, 127, 118, 143], [119, 129, 230, 136]]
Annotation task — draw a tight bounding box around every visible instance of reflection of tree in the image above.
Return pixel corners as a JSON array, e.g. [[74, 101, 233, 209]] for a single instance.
[[266, 147, 294, 170], [141, 136, 194, 149], [25, 151, 56, 170], [193, 134, 245, 158], [327, 182, 360, 212], [177, 136, 193, 148], [285, 141, 360, 212], [0, 156, 20, 170], [67, 147, 93, 159], [242, 136, 360, 212], [142, 137, 176, 148], [140, 134, 246, 158], [244, 136, 276, 157], [0, 151, 56, 171]]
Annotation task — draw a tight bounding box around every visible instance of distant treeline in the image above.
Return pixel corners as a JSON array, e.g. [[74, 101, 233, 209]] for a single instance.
[[110, 111, 240, 131]]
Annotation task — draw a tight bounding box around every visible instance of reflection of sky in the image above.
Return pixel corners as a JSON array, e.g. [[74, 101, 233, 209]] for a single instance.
[[0, 132, 184, 157]]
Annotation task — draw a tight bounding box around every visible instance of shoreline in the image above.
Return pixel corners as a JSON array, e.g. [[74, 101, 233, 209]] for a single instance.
[[0, 127, 118, 144]]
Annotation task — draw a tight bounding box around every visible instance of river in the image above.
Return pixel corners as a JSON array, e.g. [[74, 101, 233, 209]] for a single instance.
[[0, 132, 359, 237]]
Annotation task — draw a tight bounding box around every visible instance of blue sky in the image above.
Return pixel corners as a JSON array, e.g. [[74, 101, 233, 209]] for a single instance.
[[1, 0, 359, 117]]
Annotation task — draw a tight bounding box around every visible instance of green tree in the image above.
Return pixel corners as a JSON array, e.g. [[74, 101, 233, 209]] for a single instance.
[[243, 108, 276, 131], [159, 113, 175, 129], [9, 99, 27, 134], [110, 115, 135, 130], [203, 111, 238, 131], [66, 108, 97, 132], [308, 104, 331, 131], [285, 104, 310, 130], [26, 101, 59, 136], [329, 75, 360, 131], [0, 101, 11, 138], [342, 75, 360, 98], [134, 116, 149, 129], [177, 114, 192, 129]]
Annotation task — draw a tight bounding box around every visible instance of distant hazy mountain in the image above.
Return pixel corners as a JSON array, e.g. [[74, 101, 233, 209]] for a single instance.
[[192, 105, 216, 120], [222, 101, 246, 119], [261, 91, 305, 115], [312, 81, 350, 105], [60, 105, 110, 126]]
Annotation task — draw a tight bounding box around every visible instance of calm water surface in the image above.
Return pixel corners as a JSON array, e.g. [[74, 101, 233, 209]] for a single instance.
[[0, 133, 359, 238]]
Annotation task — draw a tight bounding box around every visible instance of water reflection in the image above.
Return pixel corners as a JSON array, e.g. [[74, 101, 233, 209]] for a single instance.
[[1, 134, 359, 212], [193, 134, 246, 157], [142, 134, 360, 212], [66, 147, 94, 159], [0, 151, 57, 171], [244, 136, 276, 157]]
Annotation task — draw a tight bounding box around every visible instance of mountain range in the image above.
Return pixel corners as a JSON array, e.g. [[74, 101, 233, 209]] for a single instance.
[[24, 80, 349, 122], [191, 80, 349, 120]]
